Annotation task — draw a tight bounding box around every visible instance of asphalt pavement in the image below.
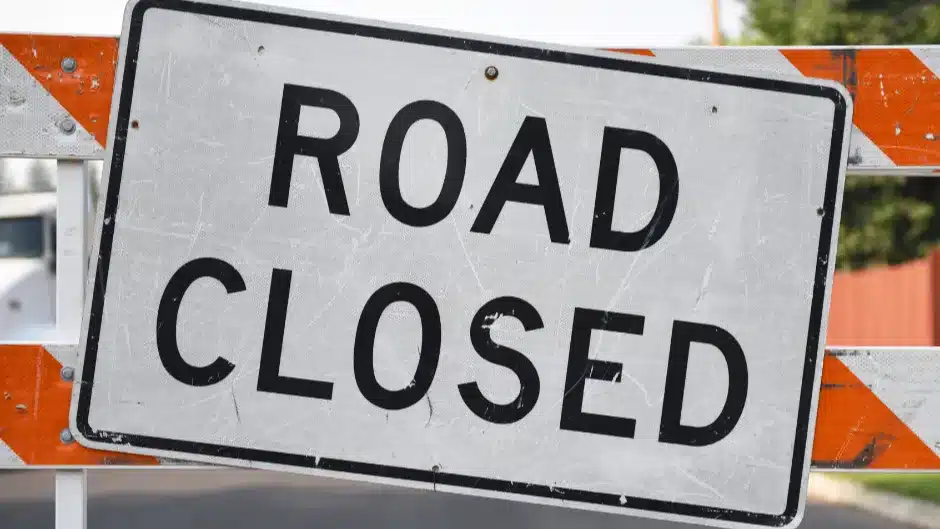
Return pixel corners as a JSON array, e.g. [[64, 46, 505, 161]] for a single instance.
[[0, 469, 916, 529]]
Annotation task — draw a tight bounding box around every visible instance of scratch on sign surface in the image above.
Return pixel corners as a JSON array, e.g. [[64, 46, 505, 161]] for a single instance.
[[425, 394, 433, 428], [232, 391, 241, 423], [693, 264, 713, 310]]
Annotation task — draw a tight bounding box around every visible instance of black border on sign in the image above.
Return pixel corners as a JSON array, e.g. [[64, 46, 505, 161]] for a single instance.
[[75, 0, 848, 526]]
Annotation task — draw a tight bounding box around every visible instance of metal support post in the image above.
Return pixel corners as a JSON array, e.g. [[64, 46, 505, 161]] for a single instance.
[[55, 160, 89, 345], [55, 469, 88, 529]]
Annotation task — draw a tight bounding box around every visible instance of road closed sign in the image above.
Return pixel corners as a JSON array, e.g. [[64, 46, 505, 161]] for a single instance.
[[70, 0, 852, 527]]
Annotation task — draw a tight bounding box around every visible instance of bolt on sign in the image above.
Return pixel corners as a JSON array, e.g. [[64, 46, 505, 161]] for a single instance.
[[68, 0, 853, 527]]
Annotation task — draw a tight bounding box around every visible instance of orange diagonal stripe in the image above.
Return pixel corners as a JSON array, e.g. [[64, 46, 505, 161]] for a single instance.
[[0, 345, 157, 466], [608, 48, 656, 57], [0, 35, 118, 147], [811, 353, 940, 469], [782, 48, 940, 166]]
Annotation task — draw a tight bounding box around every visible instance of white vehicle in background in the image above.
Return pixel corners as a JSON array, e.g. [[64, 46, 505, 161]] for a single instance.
[[0, 159, 99, 343], [0, 191, 58, 342]]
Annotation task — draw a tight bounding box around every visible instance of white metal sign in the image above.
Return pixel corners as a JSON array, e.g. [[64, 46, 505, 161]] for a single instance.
[[70, 0, 853, 527]]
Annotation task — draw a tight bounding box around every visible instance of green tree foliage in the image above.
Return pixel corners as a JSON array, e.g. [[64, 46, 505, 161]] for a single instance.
[[738, 0, 940, 270]]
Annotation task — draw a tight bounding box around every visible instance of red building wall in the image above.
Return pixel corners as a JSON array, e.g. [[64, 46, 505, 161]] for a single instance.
[[826, 251, 940, 346]]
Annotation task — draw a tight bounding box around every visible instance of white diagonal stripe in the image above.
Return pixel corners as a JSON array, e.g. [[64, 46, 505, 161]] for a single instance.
[[834, 348, 940, 457], [0, 45, 102, 159], [0, 439, 24, 466]]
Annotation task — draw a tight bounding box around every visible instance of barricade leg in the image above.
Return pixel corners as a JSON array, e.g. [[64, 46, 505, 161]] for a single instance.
[[55, 469, 87, 529]]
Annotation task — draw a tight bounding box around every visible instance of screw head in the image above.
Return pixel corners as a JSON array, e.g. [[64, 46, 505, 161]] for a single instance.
[[60, 428, 74, 444], [60, 118, 76, 135], [484, 65, 499, 80], [61, 366, 75, 381], [61, 57, 77, 73]]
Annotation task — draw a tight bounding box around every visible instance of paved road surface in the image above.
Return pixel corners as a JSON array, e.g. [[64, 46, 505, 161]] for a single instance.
[[0, 469, 914, 529]]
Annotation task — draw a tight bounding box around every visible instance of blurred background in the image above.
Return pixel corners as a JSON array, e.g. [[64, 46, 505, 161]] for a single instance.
[[0, 160, 102, 343], [4, 0, 940, 528]]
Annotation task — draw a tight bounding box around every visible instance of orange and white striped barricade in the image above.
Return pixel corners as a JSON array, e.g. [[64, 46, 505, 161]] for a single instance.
[[613, 46, 940, 473], [614, 46, 940, 176], [1, 35, 168, 529], [3, 30, 940, 529]]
